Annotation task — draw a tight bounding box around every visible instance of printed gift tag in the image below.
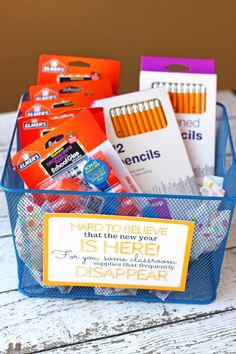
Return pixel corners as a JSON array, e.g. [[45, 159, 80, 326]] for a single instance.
[[43, 214, 194, 291]]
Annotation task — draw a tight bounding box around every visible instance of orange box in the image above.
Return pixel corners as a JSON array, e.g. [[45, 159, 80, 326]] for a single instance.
[[29, 79, 112, 101], [19, 96, 100, 117], [18, 107, 105, 148], [12, 109, 140, 193], [37, 54, 120, 94]]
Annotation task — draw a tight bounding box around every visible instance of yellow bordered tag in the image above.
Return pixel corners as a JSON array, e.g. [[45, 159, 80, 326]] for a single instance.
[[43, 214, 194, 291]]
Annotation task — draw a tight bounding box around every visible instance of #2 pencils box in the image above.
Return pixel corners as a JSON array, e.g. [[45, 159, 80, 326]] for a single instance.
[[95, 88, 198, 195], [139, 56, 217, 186]]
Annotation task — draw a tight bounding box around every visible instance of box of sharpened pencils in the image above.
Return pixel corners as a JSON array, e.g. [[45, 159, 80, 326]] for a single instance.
[[139, 57, 217, 186], [95, 88, 198, 195]]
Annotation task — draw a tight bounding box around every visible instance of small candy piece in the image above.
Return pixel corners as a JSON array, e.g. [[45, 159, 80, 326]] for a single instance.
[[27, 205, 34, 213], [32, 193, 46, 207], [149, 290, 171, 301], [141, 204, 158, 218], [95, 287, 137, 297], [50, 198, 77, 213], [200, 175, 225, 197], [190, 209, 231, 260], [27, 220, 35, 228], [44, 193, 60, 203], [149, 198, 172, 219]]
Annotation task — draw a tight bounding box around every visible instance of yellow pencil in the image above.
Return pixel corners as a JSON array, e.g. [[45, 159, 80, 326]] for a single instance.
[[121, 106, 135, 136], [138, 102, 152, 132], [143, 101, 158, 130], [200, 84, 206, 113], [132, 104, 146, 133], [189, 84, 196, 113], [170, 83, 178, 113], [154, 99, 167, 128], [115, 107, 129, 137], [177, 83, 184, 113], [183, 83, 189, 114], [149, 100, 162, 129], [127, 105, 141, 135], [110, 109, 124, 138], [195, 84, 201, 114]]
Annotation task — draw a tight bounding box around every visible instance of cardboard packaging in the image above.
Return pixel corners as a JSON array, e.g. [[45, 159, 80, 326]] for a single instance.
[[95, 88, 198, 195], [19, 96, 101, 117], [29, 79, 112, 101], [12, 109, 141, 194], [139, 56, 217, 186], [37, 54, 120, 94], [18, 107, 105, 148]]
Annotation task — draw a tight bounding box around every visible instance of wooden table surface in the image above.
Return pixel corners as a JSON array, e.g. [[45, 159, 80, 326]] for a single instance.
[[0, 91, 236, 354]]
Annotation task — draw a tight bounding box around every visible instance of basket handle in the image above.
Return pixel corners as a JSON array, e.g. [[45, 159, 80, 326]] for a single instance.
[[215, 102, 236, 198]]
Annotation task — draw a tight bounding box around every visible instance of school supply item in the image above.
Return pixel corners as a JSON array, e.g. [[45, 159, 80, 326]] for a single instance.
[[37, 54, 120, 94], [29, 79, 112, 101], [140, 56, 217, 186], [12, 109, 141, 194], [19, 96, 100, 118], [95, 88, 197, 195], [18, 107, 105, 148], [94, 287, 137, 297]]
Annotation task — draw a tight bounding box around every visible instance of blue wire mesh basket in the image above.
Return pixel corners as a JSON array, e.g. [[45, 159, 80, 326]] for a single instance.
[[1, 103, 236, 304]]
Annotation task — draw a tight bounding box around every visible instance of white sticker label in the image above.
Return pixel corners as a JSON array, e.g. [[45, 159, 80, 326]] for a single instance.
[[43, 214, 194, 291]]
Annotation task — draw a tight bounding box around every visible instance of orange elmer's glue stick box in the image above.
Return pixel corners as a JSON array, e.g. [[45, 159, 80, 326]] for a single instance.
[[139, 56, 217, 186], [37, 54, 120, 94], [29, 78, 112, 101], [12, 109, 141, 193], [19, 95, 100, 117], [18, 107, 105, 148], [94, 88, 198, 195]]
